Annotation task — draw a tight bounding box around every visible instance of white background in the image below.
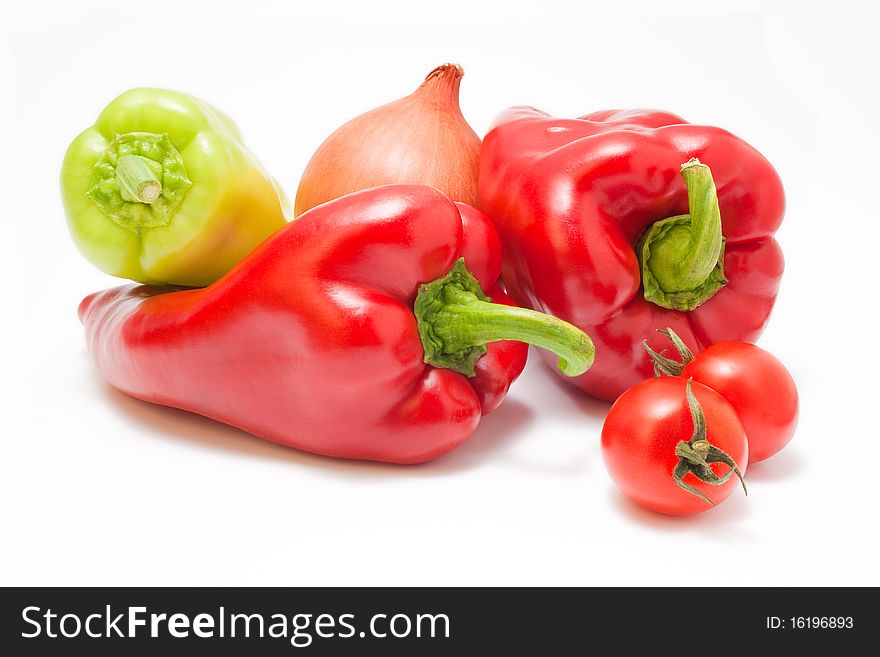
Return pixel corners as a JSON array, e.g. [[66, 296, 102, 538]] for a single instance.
[[2, 0, 878, 586]]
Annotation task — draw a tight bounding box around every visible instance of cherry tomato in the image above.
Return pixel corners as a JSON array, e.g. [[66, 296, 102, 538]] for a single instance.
[[601, 377, 748, 515], [681, 342, 798, 464]]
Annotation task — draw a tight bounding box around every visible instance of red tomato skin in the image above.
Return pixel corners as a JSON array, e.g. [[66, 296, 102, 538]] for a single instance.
[[682, 342, 798, 464], [601, 377, 748, 515]]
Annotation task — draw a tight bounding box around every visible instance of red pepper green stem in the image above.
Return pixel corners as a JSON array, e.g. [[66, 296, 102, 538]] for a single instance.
[[639, 159, 728, 311], [116, 155, 162, 204], [415, 259, 595, 377]]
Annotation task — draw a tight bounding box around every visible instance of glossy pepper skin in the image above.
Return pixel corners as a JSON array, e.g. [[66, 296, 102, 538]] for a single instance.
[[479, 107, 785, 401], [79, 186, 594, 463], [62, 88, 288, 286]]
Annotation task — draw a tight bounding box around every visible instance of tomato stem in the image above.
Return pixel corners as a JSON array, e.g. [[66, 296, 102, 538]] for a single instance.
[[672, 378, 747, 505], [644, 328, 695, 377]]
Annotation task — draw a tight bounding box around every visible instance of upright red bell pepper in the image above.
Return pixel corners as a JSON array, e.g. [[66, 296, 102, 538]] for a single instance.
[[79, 185, 595, 463], [478, 107, 785, 401]]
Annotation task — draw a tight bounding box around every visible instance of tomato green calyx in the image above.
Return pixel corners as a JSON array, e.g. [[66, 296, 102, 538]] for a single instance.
[[673, 378, 747, 505], [86, 132, 193, 234], [644, 328, 695, 377], [638, 159, 728, 312], [415, 258, 596, 377]]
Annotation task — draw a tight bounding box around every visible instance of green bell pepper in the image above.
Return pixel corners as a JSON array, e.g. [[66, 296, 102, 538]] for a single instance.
[[61, 88, 289, 286]]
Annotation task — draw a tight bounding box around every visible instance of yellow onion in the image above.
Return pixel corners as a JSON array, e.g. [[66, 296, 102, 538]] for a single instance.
[[294, 63, 481, 217]]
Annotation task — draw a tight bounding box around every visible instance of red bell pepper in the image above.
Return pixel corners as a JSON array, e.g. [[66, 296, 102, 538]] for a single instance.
[[478, 107, 785, 401], [79, 185, 594, 463]]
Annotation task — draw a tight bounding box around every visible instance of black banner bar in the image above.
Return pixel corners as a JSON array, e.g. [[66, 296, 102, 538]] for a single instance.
[[0, 587, 870, 653]]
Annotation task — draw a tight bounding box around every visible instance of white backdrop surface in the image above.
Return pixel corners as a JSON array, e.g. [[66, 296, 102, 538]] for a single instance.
[[2, 0, 878, 586]]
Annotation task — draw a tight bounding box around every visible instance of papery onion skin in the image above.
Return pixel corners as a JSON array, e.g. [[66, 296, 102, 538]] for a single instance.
[[294, 64, 481, 217]]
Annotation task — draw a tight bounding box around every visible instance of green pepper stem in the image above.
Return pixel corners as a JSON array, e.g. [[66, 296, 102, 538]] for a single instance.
[[415, 259, 595, 377], [116, 154, 162, 204], [87, 132, 191, 233], [638, 158, 728, 311]]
